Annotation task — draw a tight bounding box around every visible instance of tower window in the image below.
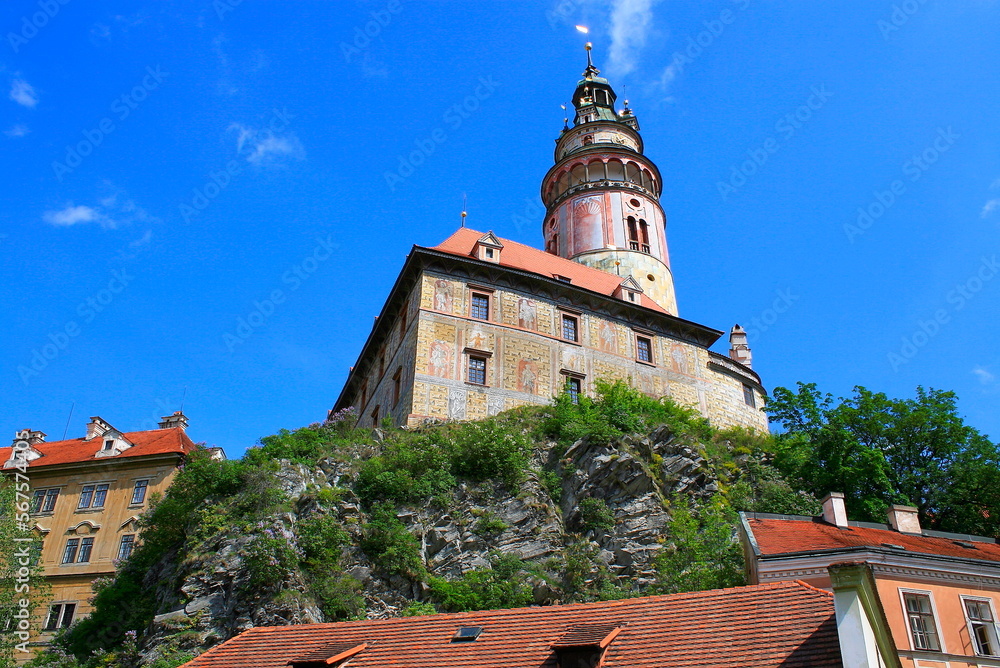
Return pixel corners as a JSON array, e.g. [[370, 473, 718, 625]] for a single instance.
[[468, 356, 487, 385], [562, 314, 579, 342], [627, 217, 639, 251], [392, 368, 402, 407], [743, 384, 756, 408], [639, 219, 650, 253], [582, 135, 593, 146], [471, 293, 490, 320], [636, 336, 652, 363]]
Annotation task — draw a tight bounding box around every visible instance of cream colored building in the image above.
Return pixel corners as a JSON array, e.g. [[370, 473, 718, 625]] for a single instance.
[[1, 413, 206, 657], [331, 48, 767, 432]]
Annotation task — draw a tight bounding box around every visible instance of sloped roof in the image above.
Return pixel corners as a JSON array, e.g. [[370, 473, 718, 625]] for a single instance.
[[0, 427, 196, 470], [428, 227, 670, 314], [179, 581, 842, 668], [747, 517, 1000, 564]]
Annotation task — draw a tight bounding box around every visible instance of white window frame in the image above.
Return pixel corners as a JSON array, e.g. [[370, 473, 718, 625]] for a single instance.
[[962, 595, 1000, 657], [898, 588, 946, 653]]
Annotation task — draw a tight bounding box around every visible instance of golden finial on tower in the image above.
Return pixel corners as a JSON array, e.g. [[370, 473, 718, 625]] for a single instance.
[[461, 194, 467, 228]]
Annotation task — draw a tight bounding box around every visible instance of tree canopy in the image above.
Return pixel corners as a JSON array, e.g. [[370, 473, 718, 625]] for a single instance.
[[766, 383, 1000, 537]]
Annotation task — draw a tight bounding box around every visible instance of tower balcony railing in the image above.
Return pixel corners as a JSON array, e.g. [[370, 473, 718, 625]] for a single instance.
[[548, 179, 657, 209], [628, 242, 651, 254]]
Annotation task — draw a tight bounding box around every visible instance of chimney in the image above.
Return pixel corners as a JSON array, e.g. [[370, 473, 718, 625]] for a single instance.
[[729, 324, 752, 368], [887, 505, 921, 535], [12, 430, 46, 447], [822, 492, 849, 528], [85, 416, 113, 441], [158, 411, 189, 431]]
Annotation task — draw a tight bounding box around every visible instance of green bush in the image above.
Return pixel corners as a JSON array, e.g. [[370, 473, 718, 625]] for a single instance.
[[360, 504, 425, 579], [578, 498, 614, 532], [402, 601, 438, 616], [540, 469, 563, 502], [475, 512, 508, 536], [428, 553, 532, 612], [654, 496, 744, 594], [242, 530, 297, 594], [543, 379, 712, 446], [448, 418, 531, 486], [308, 572, 364, 621]]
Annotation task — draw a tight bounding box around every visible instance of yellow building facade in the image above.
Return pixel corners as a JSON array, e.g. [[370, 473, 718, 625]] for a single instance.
[[1, 413, 206, 658]]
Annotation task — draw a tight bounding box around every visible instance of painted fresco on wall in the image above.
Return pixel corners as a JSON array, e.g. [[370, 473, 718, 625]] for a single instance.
[[448, 389, 467, 419], [488, 395, 505, 416], [518, 298, 537, 330], [468, 327, 487, 350], [517, 359, 539, 394], [562, 350, 584, 373], [599, 322, 616, 353], [670, 343, 691, 376], [428, 340, 452, 378], [433, 279, 453, 312]]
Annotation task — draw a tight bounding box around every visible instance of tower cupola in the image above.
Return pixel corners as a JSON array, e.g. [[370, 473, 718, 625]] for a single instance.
[[540, 44, 677, 314]]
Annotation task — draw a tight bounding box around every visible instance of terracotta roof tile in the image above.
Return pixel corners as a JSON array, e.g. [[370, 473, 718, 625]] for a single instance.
[[749, 517, 1000, 563], [0, 427, 195, 470], [180, 581, 842, 668], [427, 228, 670, 314]]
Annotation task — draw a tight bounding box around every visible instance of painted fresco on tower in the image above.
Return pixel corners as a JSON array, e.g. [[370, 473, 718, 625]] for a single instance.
[[518, 298, 537, 330], [433, 280, 453, 312], [517, 359, 539, 394], [428, 340, 452, 378], [573, 196, 605, 252]]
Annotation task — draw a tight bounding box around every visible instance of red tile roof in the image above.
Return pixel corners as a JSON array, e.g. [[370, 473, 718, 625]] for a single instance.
[[748, 517, 1000, 564], [179, 581, 842, 668], [428, 227, 670, 314], [0, 427, 196, 470]]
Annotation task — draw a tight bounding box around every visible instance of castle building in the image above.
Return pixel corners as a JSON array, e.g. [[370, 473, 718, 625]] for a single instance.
[[331, 47, 767, 432], [1, 413, 215, 657]]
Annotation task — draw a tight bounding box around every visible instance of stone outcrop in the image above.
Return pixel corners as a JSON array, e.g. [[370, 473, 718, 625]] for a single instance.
[[138, 427, 720, 665]]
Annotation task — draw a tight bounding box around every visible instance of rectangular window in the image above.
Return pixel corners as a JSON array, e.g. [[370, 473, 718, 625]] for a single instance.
[[636, 336, 652, 363], [903, 592, 941, 651], [562, 314, 578, 342], [103, 439, 114, 450], [77, 537, 94, 563], [370, 405, 380, 427], [131, 480, 149, 505], [92, 484, 109, 508], [471, 293, 490, 320], [41, 488, 59, 513], [78, 485, 95, 509], [743, 384, 757, 408], [118, 534, 136, 561], [965, 598, 999, 656], [44, 603, 76, 631], [392, 368, 402, 407], [468, 356, 487, 385], [30, 489, 46, 513], [62, 539, 80, 564], [566, 377, 582, 404]]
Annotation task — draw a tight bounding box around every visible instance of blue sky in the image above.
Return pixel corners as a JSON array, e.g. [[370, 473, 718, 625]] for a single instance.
[[2, 1, 998, 457]]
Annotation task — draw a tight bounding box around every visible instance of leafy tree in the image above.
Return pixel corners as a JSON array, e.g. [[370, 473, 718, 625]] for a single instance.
[[654, 496, 744, 593], [767, 383, 1000, 536], [428, 553, 532, 612]]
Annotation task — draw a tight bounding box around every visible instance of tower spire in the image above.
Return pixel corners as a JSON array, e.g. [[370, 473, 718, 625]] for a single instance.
[[584, 42, 599, 78]]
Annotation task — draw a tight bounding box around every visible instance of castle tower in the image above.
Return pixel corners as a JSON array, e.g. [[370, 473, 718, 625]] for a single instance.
[[540, 44, 678, 314]]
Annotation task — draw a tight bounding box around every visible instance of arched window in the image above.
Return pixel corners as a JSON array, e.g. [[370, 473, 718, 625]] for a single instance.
[[627, 216, 638, 251], [638, 219, 650, 253]]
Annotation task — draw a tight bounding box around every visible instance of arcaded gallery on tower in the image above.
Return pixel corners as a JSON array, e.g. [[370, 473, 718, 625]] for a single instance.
[[332, 46, 766, 432]]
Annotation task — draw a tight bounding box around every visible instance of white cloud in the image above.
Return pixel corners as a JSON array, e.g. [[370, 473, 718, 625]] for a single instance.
[[4, 124, 29, 138], [607, 0, 656, 79], [229, 122, 304, 165], [42, 190, 157, 230], [9, 78, 38, 108], [982, 198, 1000, 219], [43, 204, 104, 227], [973, 366, 995, 385]]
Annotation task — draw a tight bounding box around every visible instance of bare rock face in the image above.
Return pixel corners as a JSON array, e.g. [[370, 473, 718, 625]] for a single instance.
[[138, 427, 720, 665]]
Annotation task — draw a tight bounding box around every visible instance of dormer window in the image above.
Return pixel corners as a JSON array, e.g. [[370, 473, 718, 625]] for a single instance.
[[103, 439, 114, 451], [474, 232, 503, 263]]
